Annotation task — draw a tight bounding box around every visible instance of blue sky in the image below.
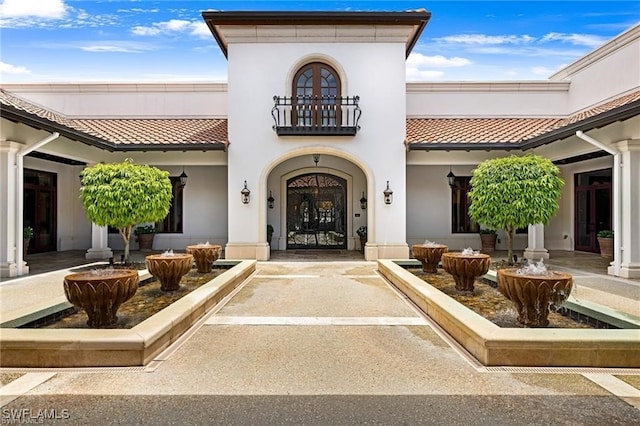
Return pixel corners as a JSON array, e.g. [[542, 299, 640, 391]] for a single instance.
[[1, 0, 638, 83]]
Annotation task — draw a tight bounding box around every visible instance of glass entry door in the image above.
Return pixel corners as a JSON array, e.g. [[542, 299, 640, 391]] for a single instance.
[[286, 173, 346, 249], [574, 169, 611, 253], [24, 169, 57, 254]]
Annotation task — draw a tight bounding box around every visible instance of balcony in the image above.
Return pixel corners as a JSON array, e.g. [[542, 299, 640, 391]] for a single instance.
[[272, 95, 361, 136]]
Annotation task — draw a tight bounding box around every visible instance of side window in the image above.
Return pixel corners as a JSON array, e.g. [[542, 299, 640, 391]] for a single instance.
[[293, 62, 341, 127], [451, 177, 479, 234]]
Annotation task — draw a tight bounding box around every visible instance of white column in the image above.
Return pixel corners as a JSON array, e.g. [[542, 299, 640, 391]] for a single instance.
[[524, 223, 549, 261], [85, 223, 113, 260], [0, 141, 23, 277], [611, 140, 640, 278]]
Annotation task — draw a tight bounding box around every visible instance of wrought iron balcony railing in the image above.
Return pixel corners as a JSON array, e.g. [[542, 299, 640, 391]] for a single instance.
[[272, 95, 361, 136]]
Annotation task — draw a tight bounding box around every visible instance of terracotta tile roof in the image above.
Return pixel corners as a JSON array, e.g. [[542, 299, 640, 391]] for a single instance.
[[406, 89, 640, 148], [0, 89, 228, 150], [73, 119, 228, 146]]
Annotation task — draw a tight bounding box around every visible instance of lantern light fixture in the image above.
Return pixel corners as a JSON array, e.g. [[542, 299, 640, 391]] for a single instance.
[[241, 181, 251, 204], [360, 192, 367, 210], [447, 166, 456, 188], [179, 166, 188, 187], [383, 181, 393, 205], [267, 190, 275, 209]]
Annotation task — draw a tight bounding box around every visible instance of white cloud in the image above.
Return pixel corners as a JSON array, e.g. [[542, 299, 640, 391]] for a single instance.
[[407, 53, 472, 68], [531, 66, 555, 76], [132, 19, 210, 39], [0, 61, 31, 74], [406, 68, 445, 81], [0, 0, 67, 19], [434, 34, 535, 45], [540, 32, 608, 48]]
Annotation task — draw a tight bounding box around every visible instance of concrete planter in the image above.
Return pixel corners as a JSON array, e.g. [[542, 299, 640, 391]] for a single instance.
[[137, 233, 155, 251], [597, 237, 613, 259]]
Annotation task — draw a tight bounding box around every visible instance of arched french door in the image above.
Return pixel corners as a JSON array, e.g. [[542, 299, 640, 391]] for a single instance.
[[293, 62, 341, 128], [286, 173, 347, 249]]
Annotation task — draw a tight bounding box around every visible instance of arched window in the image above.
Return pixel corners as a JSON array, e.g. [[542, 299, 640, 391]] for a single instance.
[[293, 62, 341, 127]]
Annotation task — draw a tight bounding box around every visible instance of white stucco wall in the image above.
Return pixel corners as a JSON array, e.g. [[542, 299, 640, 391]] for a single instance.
[[226, 40, 409, 257], [1, 83, 228, 118]]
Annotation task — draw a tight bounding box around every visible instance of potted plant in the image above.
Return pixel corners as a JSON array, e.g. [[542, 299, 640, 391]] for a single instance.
[[356, 225, 367, 252], [479, 228, 497, 254], [267, 224, 274, 245], [134, 224, 156, 251], [23, 226, 33, 257], [596, 230, 614, 259]]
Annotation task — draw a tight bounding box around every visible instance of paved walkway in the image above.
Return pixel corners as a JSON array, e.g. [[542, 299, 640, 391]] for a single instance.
[[1, 253, 639, 424]]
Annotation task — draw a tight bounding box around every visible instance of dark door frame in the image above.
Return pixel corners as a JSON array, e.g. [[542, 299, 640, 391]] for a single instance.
[[574, 169, 612, 253]]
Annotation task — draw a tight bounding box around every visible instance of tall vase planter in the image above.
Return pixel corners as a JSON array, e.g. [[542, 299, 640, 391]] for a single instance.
[[596, 230, 614, 259], [479, 230, 497, 254], [134, 225, 156, 252]]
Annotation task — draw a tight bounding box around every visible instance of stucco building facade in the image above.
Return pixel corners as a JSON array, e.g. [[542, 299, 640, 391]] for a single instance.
[[1, 10, 639, 278]]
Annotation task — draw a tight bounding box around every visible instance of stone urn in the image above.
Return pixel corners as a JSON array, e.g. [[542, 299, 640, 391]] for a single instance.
[[145, 253, 193, 291], [497, 269, 573, 328], [186, 244, 222, 273], [63, 269, 139, 328], [442, 252, 491, 291], [412, 244, 448, 273]]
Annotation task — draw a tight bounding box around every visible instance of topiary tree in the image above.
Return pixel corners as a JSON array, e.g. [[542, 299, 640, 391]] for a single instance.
[[80, 159, 173, 262], [468, 154, 564, 263]]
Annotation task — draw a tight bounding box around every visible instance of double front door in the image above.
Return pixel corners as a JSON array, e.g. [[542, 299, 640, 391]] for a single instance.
[[286, 173, 347, 249]]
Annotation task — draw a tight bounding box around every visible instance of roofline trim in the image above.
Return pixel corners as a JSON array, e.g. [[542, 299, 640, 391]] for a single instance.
[[202, 10, 431, 58]]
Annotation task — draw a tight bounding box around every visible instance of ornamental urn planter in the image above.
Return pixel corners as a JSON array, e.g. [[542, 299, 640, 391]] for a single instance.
[[412, 244, 448, 273], [145, 253, 193, 291], [137, 233, 155, 252], [441, 252, 491, 291], [186, 244, 222, 273], [497, 268, 573, 328], [63, 269, 139, 328]]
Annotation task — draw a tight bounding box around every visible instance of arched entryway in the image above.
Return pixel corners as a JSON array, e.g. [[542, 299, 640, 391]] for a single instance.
[[286, 172, 347, 249]]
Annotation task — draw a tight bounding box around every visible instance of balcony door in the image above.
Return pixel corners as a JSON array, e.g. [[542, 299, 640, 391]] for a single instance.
[[286, 173, 346, 249], [293, 62, 341, 128]]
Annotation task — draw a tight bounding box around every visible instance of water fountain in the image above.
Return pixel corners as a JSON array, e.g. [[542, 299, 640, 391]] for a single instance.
[[497, 259, 573, 327], [411, 240, 448, 273], [63, 269, 139, 328], [186, 242, 222, 273], [441, 248, 491, 291], [145, 250, 193, 291]]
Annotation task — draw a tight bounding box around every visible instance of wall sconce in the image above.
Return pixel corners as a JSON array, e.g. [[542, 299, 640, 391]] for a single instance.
[[360, 192, 367, 210], [383, 181, 393, 205], [267, 190, 275, 209], [447, 166, 456, 188], [241, 181, 251, 204], [179, 166, 188, 187]]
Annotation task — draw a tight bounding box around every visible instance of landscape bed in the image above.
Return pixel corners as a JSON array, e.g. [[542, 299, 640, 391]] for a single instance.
[[379, 259, 640, 368], [0, 260, 256, 368]]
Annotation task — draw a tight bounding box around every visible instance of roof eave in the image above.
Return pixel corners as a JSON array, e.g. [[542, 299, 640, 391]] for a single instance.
[[1, 105, 228, 152], [201, 10, 432, 59]]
